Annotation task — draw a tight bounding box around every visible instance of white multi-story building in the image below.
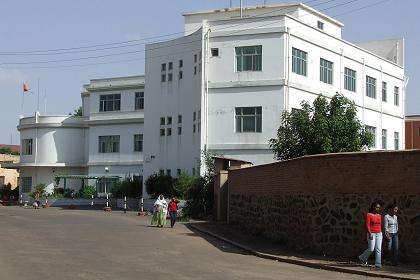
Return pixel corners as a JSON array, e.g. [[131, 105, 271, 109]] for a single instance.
[[14, 75, 145, 197], [143, 3, 406, 195]]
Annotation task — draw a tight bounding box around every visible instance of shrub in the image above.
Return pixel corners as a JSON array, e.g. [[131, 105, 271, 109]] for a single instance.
[[145, 173, 175, 199], [78, 185, 96, 198], [111, 176, 142, 198], [30, 183, 46, 199]]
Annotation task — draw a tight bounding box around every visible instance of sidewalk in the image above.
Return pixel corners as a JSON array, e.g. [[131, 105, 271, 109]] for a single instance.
[[188, 222, 420, 280]]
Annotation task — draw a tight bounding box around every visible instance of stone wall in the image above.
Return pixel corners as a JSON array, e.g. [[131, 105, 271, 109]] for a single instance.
[[228, 150, 420, 262]]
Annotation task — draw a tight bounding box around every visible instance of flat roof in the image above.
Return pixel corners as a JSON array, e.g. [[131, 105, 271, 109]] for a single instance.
[[183, 3, 344, 27]]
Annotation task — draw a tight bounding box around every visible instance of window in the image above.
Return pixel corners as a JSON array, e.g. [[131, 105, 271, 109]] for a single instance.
[[161, 63, 166, 71], [198, 122, 201, 132], [161, 74, 166, 82], [98, 135, 120, 153], [235, 45, 262, 72], [134, 134, 143, 152], [194, 54, 197, 63], [317, 21, 324, 30], [199, 52, 202, 61], [168, 62, 173, 70], [97, 178, 117, 193], [160, 129, 165, 136], [177, 169, 181, 176], [366, 76, 376, 98], [21, 177, 32, 193], [292, 47, 307, 76], [211, 48, 219, 57], [394, 132, 399, 150], [179, 60, 183, 68], [167, 116, 172, 125], [159, 169, 164, 176], [21, 139, 33, 155], [235, 107, 262, 133], [166, 169, 171, 176], [193, 124, 196, 133], [320, 58, 333, 84], [160, 117, 165, 125], [99, 94, 121, 112], [178, 115, 182, 124], [135, 92, 144, 110], [394, 86, 399, 106], [177, 126, 182, 135], [382, 82, 387, 102], [193, 111, 196, 121], [382, 129, 387, 149], [167, 128, 172, 136], [168, 73, 173, 81], [192, 168, 196, 176], [366, 126, 376, 148], [194, 66, 197, 75], [179, 71, 183, 80], [344, 67, 356, 92]]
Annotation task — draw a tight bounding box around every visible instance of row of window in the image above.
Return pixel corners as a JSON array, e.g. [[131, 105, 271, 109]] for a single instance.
[[99, 92, 144, 112], [21, 134, 144, 155], [366, 126, 399, 150], [161, 53, 202, 82], [98, 134, 143, 153], [159, 111, 202, 136], [159, 167, 198, 177], [292, 47, 400, 106]]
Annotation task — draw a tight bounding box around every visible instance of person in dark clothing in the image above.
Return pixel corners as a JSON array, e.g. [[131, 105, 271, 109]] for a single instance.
[[168, 197, 180, 228]]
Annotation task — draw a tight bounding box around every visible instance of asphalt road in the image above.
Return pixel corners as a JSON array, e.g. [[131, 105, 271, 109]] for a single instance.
[[0, 207, 378, 280]]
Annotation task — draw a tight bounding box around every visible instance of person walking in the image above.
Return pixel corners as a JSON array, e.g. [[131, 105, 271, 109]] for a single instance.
[[359, 202, 383, 268], [384, 204, 399, 266], [168, 197, 180, 228], [151, 195, 168, 227]]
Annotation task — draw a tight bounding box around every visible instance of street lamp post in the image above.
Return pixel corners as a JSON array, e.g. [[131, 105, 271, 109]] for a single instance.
[[104, 166, 111, 211]]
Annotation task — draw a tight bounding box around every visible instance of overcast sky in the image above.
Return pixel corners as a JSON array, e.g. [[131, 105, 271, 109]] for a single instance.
[[0, 0, 418, 144]]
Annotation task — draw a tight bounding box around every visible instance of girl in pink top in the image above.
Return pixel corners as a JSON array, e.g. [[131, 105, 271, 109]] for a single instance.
[[358, 202, 383, 268]]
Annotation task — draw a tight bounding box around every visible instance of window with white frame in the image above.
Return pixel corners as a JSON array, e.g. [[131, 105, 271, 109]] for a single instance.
[[178, 115, 182, 124], [99, 94, 121, 112], [382, 82, 387, 102], [21, 177, 32, 193], [160, 128, 165, 136], [366, 76, 376, 98], [366, 126, 376, 148], [235, 107, 262, 133], [168, 73, 173, 82], [168, 62, 173, 71], [292, 47, 307, 76], [160, 117, 165, 125], [167, 128, 172, 136], [394, 86, 399, 106], [394, 132, 399, 150], [134, 134, 143, 152], [167, 116, 172, 125], [98, 135, 120, 153], [21, 139, 33, 155], [235, 45, 262, 72], [161, 63, 166, 71], [320, 58, 333, 84], [344, 67, 356, 92], [135, 92, 144, 110], [179, 60, 183, 68], [166, 169, 171, 176], [382, 129, 387, 149], [97, 178, 117, 193]]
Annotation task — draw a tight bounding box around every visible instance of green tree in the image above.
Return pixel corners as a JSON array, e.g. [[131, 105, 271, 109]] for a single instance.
[[73, 106, 82, 116], [269, 94, 373, 160], [174, 172, 194, 199], [145, 173, 175, 199]]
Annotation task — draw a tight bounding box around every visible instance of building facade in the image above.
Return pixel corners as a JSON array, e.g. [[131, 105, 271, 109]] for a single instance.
[[143, 3, 406, 195], [13, 76, 145, 198], [405, 115, 420, 149]]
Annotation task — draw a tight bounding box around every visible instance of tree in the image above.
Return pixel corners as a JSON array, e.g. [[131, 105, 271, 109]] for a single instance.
[[174, 172, 194, 199], [269, 94, 374, 160], [145, 173, 175, 199], [73, 106, 82, 116]]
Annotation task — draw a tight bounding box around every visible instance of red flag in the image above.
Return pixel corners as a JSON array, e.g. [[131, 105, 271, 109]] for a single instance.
[[23, 83, 30, 92]]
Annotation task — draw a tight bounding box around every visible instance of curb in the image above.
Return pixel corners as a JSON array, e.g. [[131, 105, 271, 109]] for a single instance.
[[189, 224, 417, 280]]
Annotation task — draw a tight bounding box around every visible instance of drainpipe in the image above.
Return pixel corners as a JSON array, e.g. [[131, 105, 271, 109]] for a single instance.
[[403, 76, 409, 149]]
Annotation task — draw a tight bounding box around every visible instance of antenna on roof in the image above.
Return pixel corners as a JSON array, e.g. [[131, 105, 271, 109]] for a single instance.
[[240, 0, 243, 18], [230, 0, 232, 8]]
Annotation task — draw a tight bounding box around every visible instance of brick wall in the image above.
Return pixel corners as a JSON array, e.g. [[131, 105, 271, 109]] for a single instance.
[[228, 150, 420, 261]]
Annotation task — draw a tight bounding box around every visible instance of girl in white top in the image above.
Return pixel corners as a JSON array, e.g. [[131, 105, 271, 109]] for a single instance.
[[384, 205, 399, 266]]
